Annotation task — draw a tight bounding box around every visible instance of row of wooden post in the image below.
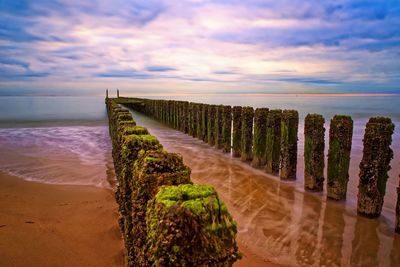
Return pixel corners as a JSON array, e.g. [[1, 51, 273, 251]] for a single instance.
[[123, 97, 398, 233]]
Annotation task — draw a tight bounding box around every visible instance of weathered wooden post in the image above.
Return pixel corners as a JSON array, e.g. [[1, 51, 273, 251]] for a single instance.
[[241, 107, 254, 161], [357, 117, 394, 217], [232, 106, 242, 157], [207, 105, 217, 146], [215, 105, 224, 149], [201, 104, 209, 142], [304, 114, 325, 191], [280, 110, 299, 180], [251, 108, 269, 167], [106, 89, 109, 98], [196, 104, 203, 139], [396, 176, 400, 234], [265, 110, 282, 175], [183, 101, 189, 134], [327, 115, 353, 200], [188, 103, 194, 136], [222, 105, 232, 153]]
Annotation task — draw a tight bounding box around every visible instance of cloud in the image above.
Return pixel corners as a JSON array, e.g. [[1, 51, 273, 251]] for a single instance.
[[146, 66, 177, 72], [96, 69, 151, 79]]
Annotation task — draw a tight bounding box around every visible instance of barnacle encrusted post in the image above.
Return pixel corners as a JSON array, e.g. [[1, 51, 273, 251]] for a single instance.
[[327, 115, 353, 200], [130, 150, 192, 266], [201, 104, 209, 142], [241, 107, 254, 161], [207, 105, 217, 146], [215, 105, 224, 149], [357, 117, 394, 217], [280, 110, 299, 180], [146, 184, 240, 266], [251, 108, 269, 167], [222, 105, 232, 153], [265, 109, 282, 175], [304, 114, 325, 191], [232, 106, 242, 157]]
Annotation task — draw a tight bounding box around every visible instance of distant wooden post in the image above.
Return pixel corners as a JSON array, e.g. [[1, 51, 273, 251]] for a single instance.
[[232, 106, 242, 157], [396, 175, 400, 234], [327, 115, 353, 200], [304, 114, 325, 191], [207, 105, 217, 146], [106, 89, 109, 98], [241, 107, 254, 161], [222, 105, 232, 153], [280, 110, 299, 180], [265, 110, 282, 175], [251, 108, 269, 167], [117, 89, 120, 98], [357, 117, 394, 217]]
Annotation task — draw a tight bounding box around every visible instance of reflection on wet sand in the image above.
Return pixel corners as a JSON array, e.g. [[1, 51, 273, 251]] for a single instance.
[[129, 110, 399, 266]]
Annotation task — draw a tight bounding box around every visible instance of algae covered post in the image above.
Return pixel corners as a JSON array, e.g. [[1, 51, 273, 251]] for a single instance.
[[304, 114, 325, 191], [201, 104, 209, 142], [196, 103, 203, 140], [215, 105, 224, 149], [222, 105, 232, 153], [327, 115, 353, 200], [280, 110, 299, 180], [265, 109, 282, 175], [207, 105, 217, 146], [251, 108, 269, 167], [357, 117, 394, 217], [241, 107, 254, 161], [232, 106, 242, 157]]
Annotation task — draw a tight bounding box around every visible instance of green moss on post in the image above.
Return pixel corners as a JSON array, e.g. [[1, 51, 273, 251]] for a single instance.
[[188, 103, 194, 136], [251, 108, 269, 167], [196, 104, 203, 139], [304, 114, 325, 192], [265, 110, 282, 175], [207, 105, 217, 146], [357, 117, 394, 217], [232, 106, 242, 157], [222, 105, 232, 153], [280, 110, 299, 180], [241, 107, 254, 161], [327, 115, 353, 200], [146, 184, 240, 266], [192, 103, 199, 138], [215, 105, 224, 149], [183, 101, 189, 134], [130, 150, 192, 266], [201, 104, 209, 142]]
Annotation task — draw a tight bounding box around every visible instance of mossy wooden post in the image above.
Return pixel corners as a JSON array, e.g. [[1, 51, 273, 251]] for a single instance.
[[196, 104, 203, 139], [222, 105, 232, 153], [251, 108, 268, 167], [183, 101, 189, 134], [304, 114, 325, 191], [188, 103, 194, 136], [396, 176, 400, 234], [192, 103, 199, 138], [106, 89, 109, 98], [207, 105, 217, 146], [280, 110, 299, 180], [327, 115, 353, 200], [357, 117, 394, 217], [232, 106, 242, 157], [215, 105, 224, 149], [146, 184, 240, 266], [265, 110, 282, 175], [241, 107, 254, 161], [201, 104, 209, 142]]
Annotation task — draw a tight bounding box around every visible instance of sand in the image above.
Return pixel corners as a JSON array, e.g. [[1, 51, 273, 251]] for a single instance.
[[0, 171, 124, 267]]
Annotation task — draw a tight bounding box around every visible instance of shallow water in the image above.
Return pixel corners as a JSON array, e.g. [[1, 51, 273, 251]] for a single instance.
[[128, 109, 400, 267]]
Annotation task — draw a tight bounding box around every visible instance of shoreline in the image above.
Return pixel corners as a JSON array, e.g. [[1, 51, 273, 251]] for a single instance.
[[0, 171, 124, 267]]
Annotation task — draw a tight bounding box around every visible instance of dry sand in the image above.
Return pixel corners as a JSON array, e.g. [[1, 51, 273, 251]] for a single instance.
[[0, 171, 124, 267]]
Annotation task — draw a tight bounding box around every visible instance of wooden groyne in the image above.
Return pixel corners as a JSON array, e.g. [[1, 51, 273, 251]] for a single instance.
[[106, 98, 240, 266], [113, 96, 399, 234]]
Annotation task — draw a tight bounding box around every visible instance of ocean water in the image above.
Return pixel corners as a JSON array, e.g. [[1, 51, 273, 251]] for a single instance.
[[0, 95, 399, 266]]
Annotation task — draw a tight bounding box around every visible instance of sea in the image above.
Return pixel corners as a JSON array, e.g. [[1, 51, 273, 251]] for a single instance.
[[0, 94, 399, 266]]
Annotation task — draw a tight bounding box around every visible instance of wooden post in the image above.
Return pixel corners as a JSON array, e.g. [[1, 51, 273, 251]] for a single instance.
[[304, 114, 325, 191], [201, 104, 209, 142], [327, 115, 353, 200], [215, 105, 224, 149], [117, 89, 120, 98], [241, 107, 254, 161], [265, 110, 282, 175], [222, 105, 232, 153], [232, 106, 242, 157], [396, 175, 400, 234], [207, 105, 217, 146], [196, 104, 203, 140], [106, 89, 109, 98], [251, 108, 269, 167], [357, 117, 394, 217], [280, 110, 299, 180]]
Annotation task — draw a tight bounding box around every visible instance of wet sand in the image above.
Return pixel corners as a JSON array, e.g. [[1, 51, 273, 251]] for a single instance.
[[0, 171, 124, 267], [129, 110, 400, 267]]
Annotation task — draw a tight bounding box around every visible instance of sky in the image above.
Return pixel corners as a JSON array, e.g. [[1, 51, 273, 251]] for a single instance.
[[0, 0, 400, 95]]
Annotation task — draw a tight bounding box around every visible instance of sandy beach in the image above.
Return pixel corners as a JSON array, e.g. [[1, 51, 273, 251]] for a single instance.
[[0, 171, 124, 267]]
